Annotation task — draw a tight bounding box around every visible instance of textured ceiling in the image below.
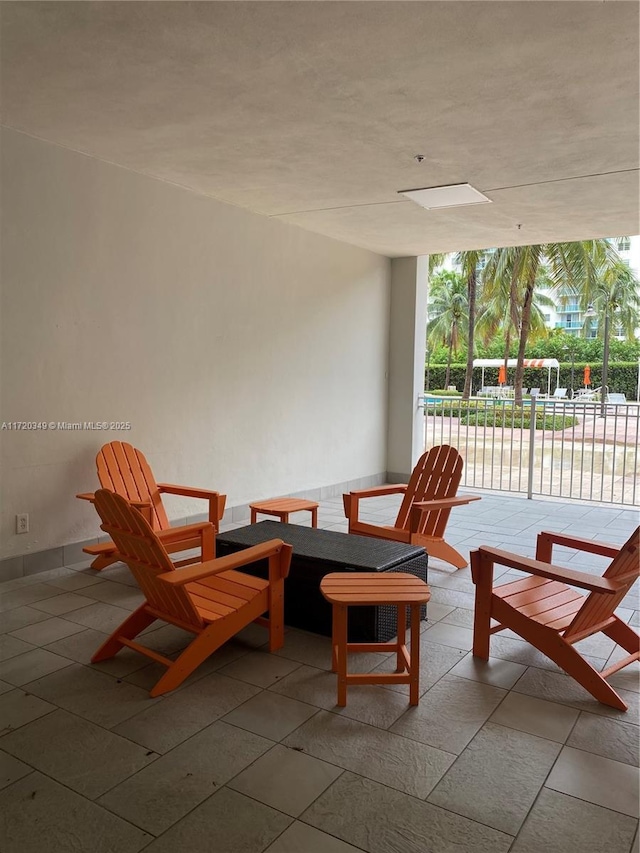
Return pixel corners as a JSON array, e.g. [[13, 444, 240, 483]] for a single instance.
[[2, 1, 639, 256]]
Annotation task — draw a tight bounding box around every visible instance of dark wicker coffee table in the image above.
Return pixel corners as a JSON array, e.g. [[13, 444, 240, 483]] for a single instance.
[[216, 521, 428, 642]]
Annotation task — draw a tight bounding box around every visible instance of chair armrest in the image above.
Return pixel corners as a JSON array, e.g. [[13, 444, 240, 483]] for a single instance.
[[157, 521, 215, 541], [410, 495, 481, 531], [159, 540, 289, 585], [536, 530, 620, 562], [157, 484, 227, 526], [348, 484, 407, 499], [157, 521, 215, 560], [476, 546, 620, 594], [158, 483, 222, 500], [76, 492, 96, 502], [343, 485, 406, 523]]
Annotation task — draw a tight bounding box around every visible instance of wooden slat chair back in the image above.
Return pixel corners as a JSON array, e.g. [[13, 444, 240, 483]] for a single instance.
[[96, 442, 169, 531], [343, 445, 480, 570], [91, 490, 292, 696], [77, 441, 226, 571], [561, 532, 640, 643], [394, 445, 463, 541], [94, 489, 202, 630], [472, 527, 640, 711]]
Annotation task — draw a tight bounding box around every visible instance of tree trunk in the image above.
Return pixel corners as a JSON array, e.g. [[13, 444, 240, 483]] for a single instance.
[[462, 270, 476, 400], [515, 275, 536, 406], [445, 340, 453, 389]]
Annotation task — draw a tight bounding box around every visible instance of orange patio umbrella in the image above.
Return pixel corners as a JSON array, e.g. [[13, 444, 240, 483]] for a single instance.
[[584, 365, 591, 386], [498, 364, 507, 385]]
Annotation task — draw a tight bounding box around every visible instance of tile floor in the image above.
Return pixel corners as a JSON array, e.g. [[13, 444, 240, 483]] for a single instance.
[[1, 491, 638, 853]]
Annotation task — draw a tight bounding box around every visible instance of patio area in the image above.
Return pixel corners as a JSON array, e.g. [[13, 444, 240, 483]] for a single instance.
[[0, 491, 638, 853]]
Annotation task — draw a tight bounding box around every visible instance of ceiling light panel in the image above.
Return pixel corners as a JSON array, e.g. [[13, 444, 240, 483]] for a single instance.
[[399, 183, 491, 210]]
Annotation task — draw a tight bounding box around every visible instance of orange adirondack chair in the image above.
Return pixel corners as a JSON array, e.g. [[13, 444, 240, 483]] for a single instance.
[[343, 445, 480, 569], [77, 441, 226, 570], [471, 527, 640, 711], [91, 490, 292, 696]]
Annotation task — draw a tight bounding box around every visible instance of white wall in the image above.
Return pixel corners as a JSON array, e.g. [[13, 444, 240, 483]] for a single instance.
[[0, 129, 390, 559]]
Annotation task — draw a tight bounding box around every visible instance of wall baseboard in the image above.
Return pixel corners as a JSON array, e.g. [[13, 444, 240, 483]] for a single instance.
[[0, 473, 387, 582]]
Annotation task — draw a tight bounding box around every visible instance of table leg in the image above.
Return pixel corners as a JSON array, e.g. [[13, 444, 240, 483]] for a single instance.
[[331, 604, 338, 673], [409, 603, 421, 705], [311, 507, 318, 528], [336, 604, 348, 707], [281, 512, 289, 523], [250, 508, 258, 524], [396, 604, 406, 673]]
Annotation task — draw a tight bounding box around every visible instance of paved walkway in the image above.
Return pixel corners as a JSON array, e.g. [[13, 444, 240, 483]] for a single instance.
[[0, 493, 638, 853]]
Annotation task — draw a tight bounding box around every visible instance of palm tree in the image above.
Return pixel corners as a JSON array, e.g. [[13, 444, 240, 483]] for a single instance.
[[427, 270, 468, 388], [454, 250, 486, 399], [482, 240, 613, 405], [580, 258, 640, 409]]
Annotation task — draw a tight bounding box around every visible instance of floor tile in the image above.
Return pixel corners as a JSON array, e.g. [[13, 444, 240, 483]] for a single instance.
[[264, 821, 364, 853], [122, 639, 248, 692], [113, 672, 260, 753], [428, 722, 561, 835], [391, 676, 505, 753], [0, 634, 35, 662], [44, 627, 149, 677], [0, 606, 50, 635], [0, 772, 153, 853], [223, 690, 318, 741], [26, 663, 156, 728], [0, 689, 56, 735], [1, 708, 156, 799], [371, 638, 466, 696], [217, 649, 302, 687], [422, 622, 474, 650], [439, 606, 475, 628], [511, 788, 638, 853], [0, 584, 65, 614], [9, 617, 86, 645], [142, 787, 291, 853], [274, 628, 388, 673], [46, 573, 105, 592], [99, 721, 272, 834], [270, 664, 412, 728], [30, 592, 98, 615], [79, 581, 145, 609], [62, 601, 134, 633], [0, 648, 74, 686], [513, 665, 639, 720], [0, 680, 14, 696], [486, 633, 606, 674], [424, 602, 456, 622], [489, 691, 579, 742], [546, 746, 640, 817], [229, 743, 343, 816], [448, 652, 526, 688], [302, 771, 513, 853], [422, 585, 476, 611], [567, 712, 639, 766], [0, 750, 33, 790], [283, 710, 454, 799]]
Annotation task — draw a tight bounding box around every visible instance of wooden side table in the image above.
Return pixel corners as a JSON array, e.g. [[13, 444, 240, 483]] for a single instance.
[[249, 497, 319, 528], [320, 572, 431, 706]]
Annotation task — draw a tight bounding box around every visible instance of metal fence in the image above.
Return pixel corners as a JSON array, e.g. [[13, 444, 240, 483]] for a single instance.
[[422, 396, 639, 506]]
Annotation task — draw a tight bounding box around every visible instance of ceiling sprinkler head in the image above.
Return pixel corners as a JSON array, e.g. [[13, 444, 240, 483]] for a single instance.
[[414, 155, 425, 164]]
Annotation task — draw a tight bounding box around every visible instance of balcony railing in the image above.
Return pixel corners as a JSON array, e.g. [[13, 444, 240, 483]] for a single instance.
[[422, 396, 639, 506]]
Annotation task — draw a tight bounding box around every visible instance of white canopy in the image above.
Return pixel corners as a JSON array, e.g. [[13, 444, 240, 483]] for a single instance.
[[472, 359, 560, 395]]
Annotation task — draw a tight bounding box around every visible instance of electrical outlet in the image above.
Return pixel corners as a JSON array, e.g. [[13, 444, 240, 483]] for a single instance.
[[16, 513, 29, 534]]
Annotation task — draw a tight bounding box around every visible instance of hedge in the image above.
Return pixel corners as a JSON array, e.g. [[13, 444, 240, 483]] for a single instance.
[[424, 400, 577, 431], [426, 362, 639, 399]]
